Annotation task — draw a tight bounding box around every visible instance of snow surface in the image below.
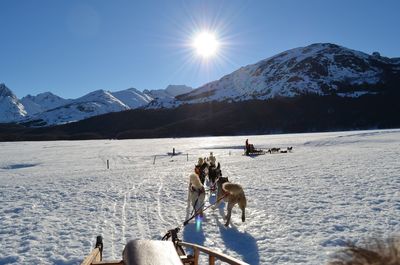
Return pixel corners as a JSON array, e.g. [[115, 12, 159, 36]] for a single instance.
[[0, 129, 399, 265]]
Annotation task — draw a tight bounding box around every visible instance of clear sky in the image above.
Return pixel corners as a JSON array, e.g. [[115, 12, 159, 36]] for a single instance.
[[1, 0, 399, 99]]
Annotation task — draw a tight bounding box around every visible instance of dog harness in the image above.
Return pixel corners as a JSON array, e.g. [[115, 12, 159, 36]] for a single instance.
[[190, 185, 205, 194]]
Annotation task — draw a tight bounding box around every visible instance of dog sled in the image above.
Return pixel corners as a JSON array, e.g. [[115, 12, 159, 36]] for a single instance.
[[244, 149, 266, 156], [81, 229, 248, 265], [244, 139, 266, 156], [244, 147, 294, 156], [244, 146, 266, 156], [244, 139, 293, 156]]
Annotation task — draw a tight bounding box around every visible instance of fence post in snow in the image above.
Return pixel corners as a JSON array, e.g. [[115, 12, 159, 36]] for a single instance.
[[153, 155, 157, 165], [187, 153, 189, 161], [107, 159, 109, 169]]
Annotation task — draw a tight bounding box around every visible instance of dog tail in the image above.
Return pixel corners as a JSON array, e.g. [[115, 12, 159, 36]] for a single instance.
[[239, 193, 247, 209], [223, 183, 243, 196]]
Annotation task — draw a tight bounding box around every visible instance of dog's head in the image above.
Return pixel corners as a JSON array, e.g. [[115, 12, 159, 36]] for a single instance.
[[195, 162, 209, 176], [218, 176, 229, 185], [209, 162, 222, 177]]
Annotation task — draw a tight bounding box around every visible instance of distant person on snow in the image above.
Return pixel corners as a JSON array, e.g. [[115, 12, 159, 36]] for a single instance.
[[245, 139, 255, 155]]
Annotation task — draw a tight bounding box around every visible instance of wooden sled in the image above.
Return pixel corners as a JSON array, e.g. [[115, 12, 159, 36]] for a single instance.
[[244, 149, 266, 156], [81, 233, 248, 265]]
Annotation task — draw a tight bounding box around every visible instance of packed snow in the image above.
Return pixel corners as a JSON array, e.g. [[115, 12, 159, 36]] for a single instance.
[[0, 129, 399, 265]]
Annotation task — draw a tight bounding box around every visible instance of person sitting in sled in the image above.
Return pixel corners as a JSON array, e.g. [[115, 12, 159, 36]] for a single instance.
[[245, 139, 259, 155], [245, 139, 253, 155]]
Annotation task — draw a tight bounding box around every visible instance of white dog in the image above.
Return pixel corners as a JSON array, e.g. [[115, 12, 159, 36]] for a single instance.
[[188, 173, 206, 216]]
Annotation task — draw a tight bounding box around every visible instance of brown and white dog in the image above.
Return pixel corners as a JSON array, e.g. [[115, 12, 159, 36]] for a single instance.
[[213, 176, 247, 227]]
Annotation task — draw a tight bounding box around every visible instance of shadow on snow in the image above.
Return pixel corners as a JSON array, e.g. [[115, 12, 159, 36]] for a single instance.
[[214, 202, 260, 265]]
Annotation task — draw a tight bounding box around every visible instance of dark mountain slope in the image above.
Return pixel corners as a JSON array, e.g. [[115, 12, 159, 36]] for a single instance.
[[1, 90, 399, 141]]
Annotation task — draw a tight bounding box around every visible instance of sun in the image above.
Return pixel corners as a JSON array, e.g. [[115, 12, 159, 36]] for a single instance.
[[192, 31, 220, 58]]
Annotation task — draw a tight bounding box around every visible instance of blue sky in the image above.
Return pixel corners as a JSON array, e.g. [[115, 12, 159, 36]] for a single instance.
[[1, 0, 399, 99]]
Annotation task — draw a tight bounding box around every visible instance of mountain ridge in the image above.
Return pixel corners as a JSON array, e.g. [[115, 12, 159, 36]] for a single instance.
[[148, 43, 400, 108], [1, 92, 400, 141], [1, 42, 399, 128], [0, 84, 193, 126]]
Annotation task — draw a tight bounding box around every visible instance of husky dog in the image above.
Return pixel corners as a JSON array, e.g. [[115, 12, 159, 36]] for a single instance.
[[197, 157, 204, 167], [208, 162, 221, 193], [208, 152, 216, 167], [214, 176, 247, 226], [188, 173, 205, 216], [195, 159, 209, 185], [268, 147, 280, 154]]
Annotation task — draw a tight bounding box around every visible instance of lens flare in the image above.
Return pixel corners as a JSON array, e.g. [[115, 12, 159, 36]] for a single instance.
[[195, 215, 203, 231]]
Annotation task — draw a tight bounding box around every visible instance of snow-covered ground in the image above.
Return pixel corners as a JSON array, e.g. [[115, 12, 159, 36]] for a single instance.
[[0, 129, 399, 265]]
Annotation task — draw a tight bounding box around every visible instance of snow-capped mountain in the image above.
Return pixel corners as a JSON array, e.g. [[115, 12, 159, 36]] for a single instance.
[[165, 85, 193, 96], [111, 87, 153, 109], [2, 43, 399, 126], [21, 92, 71, 115], [0, 83, 27, 123], [24, 85, 193, 125], [0, 85, 192, 126], [148, 43, 400, 108], [25, 90, 130, 126], [144, 85, 193, 99]]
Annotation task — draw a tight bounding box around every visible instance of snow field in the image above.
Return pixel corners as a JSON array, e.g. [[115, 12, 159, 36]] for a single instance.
[[0, 129, 399, 264]]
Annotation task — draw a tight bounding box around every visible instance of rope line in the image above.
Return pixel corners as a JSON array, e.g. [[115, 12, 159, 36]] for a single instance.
[[183, 193, 227, 226]]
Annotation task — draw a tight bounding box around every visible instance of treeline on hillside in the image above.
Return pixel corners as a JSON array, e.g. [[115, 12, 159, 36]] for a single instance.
[[1, 93, 400, 141]]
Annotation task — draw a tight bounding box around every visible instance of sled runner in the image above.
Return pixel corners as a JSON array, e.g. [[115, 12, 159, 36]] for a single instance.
[[81, 231, 248, 265], [243, 149, 266, 156]]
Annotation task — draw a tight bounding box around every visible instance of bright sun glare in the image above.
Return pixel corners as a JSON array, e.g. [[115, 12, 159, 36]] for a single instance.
[[192, 31, 220, 58]]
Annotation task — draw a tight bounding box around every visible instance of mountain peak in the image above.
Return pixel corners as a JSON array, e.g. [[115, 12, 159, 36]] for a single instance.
[[0, 84, 27, 122], [20, 91, 70, 115], [165, 85, 193, 97], [0, 83, 15, 98], [111, 88, 153, 109]]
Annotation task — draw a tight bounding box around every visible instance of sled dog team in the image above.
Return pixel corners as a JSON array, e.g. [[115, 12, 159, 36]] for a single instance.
[[188, 152, 247, 227]]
